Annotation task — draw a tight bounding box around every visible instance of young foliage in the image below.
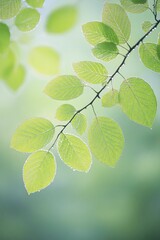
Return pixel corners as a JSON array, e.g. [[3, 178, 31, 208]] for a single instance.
[[0, 23, 10, 53], [102, 89, 119, 108], [120, 0, 148, 13], [56, 104, 76, 121], [71, 113, 87, 135], [26, 0, 45, 8], [0, 0, 21, 19], [142, 21, 153, 32]]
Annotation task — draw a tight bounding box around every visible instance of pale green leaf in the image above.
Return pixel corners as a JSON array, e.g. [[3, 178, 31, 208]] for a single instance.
[[0, 49, 16, 79], [82, 21, 119, 46], [88, 117, 124, 167], [58, 134, 92, 172], [120, 0, 148, 13], [56, 104, 76, 121], [157, 45, 160, 59], [157, 0, 160, 11], [131, 0, 147, 3], [23, 150, 56, 194], [4, 64, 26, 90], [0, 23, 10, 53], [15, 8, 40, 32], [46, 5, 77, 33], [11, 118, 55, 152], [0, 0, 21, 19], [44, 75, 84, 100], [102, 3, 131, 44], [139, 43, 160, 72], [119, 78, 157, 127], [28, 46, 60, 75], [142, 21, 153, 32], [73, 61, 108, 84], [26, 0, 45, 8], [102, 89, 119, 107], [92, 42, 119, 62], [72, 113, 87, 135]]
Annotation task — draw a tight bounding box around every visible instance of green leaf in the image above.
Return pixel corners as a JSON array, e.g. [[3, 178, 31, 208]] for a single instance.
[[44, 75, 84, 100], [142, 21, 153, 32], [56, 104, 76, 121], [26, 0, 45, 8], [23, 150, 56, 194], [102, 89, 119, 107], [88, 117, 124, 167], [0, 23, 10, 54], [119, 78, 157, 127], [0, 49, 16, 79], [11, 118, 55, 152], [58, 134, 91, 172], [0, 0, 21, 19], [72, 113, 87, 135], [139, 43, 160, 73], [120, 0, 148, 13], [102, 3, 131, 44], [15, 8, 40, 32], [92, 42, 119, 62], [28, 46, 60, 75], [131, 0, 147, 3], [157, 45, 160, 59], [82, 21, 119, 46], [46, 5, 78, 33], [4, 64, 26, 90], [73, 61, 108, 84], [157, 0, 160, 11]]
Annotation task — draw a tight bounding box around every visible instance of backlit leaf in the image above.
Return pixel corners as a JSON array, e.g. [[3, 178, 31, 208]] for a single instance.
[[56, 104, 76, 121], [44, 75, 84, 100], [157, 0, 160, 11], [102, 89, 119, 107], [131, 0, 147, 3], [11, 118, 55, 152], [142, 21, 153, 32], [0, 23, 10, 53], [0, 49, 16, 79], [72, 113, 87, 135], [58, 134, 92, 172], [73, 61, 108, 84], [88, 117, 124, 167], [23, 150, 56, 194], [26, 0, 45, 8], [46, 5, 78, 33], [82, 21, 119, 46], [120, 0, 148, 13], [92, 42, 119, 62], [157, 45, 160, 59], [0, 0, 21, 19], [119, 78, 157, 127], [102, 3, 131, 44]]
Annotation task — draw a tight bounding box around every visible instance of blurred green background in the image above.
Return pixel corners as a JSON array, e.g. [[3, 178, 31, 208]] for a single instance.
[[0, 0, 160, 239]]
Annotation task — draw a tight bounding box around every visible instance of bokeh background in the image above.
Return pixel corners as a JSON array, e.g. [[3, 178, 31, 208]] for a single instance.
[[0, 0, 160, 239]]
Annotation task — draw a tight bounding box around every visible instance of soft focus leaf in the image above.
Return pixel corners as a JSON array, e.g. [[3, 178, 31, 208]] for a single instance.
[[44, 75, 84, 100], [58, 134, 92, 172], [131, 0, 147, 3], [26, 0, 45, 8], [15, 8, 40, 31], [157, 45, 160, 59], [157, 0, 160, 11], [120, 0, 148, 13], [142, 21, 153, 32], [0, 23, 10, 54], [102, 3, 131, 44], [0, 0, 21, 19], [46, 5, 78, 33], [56, 104, 76, 121], [0, 49, 16, 79], [28, 46, 60, 75], [92, 42, 119, 62], [73, 61, 108, 84], [11, 118, 55, 152], [88, 117, 124, 167], [119, 78, 157, 127], [82, 21, 119, 46], [23, 150, 56, 194], [102, 89, 119, 107], [139, 43, 160, 73], [71, 113, 87, 135]]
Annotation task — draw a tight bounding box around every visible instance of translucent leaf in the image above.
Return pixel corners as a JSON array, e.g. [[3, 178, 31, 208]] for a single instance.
[[28, 46, 60, 75], [11, 118, 55, 152], [15, 8, 40, 32], [4, 64, 25, 90], [0, 49, 16, 79], [23, 150, 56, 194], [139, 43, 160, 73], [119, 78, 157, 127], [26, 0, 45, 8], [131, 0, 147, 3], [73, 61, 108, 84], [44, 75, 84, 100], [71, 113, 87, 135], [157, 0, 160, 11], [56, 104, 76, 121], [102, 3, 131, 44], [102, 89, 119, 107], [120, 0, 148, 13], [58, 134, 92, 172], [88, 117, 124, 167], [0, 23, 10, 54], [142, 21, 153, 32], [0, 0, 21, 19], [46, 5, 78, 33], [157, 45, 160, 59], [92, 42, 119, 62], [82, 21, 119, 46]]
